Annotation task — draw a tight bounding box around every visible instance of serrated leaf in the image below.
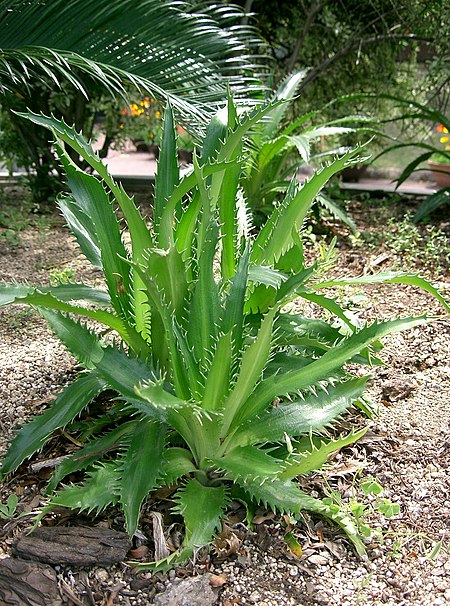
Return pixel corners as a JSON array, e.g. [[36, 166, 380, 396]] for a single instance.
[[236, 317, 427, 426], [0, 283, 110, 307], [47, 422, 136, 493], [55, 143, 133, 322], [50, 462, 120, 514], [188, 219, 221, 372], [239, 478, 366, 556], [172, 479, 228, 561], [0, 372, 105, 477], [313, 272, 450, 315], [248, 265, 288, 289], [234, 377, 368, 446], [252, 146, 364, 266], [275, 314, 341, 347], [212, 445, 285, 484], [221, 307, 278, 433], [154, 103, 179, 236], [280, 427, 368, 478], [57, 194, 102, 268], [121, 418, 167, 536], [202, 330, 233, 410], [220, 244, 250, 360], [0, 287, 148, 356], [160, 448, 196, 486]]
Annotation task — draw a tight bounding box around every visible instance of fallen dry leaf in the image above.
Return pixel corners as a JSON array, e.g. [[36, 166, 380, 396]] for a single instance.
[[213, 524, 242, 558], [252, 511, 275, 525], [127, 545, 149, 560], [210, 573, 228, 588]]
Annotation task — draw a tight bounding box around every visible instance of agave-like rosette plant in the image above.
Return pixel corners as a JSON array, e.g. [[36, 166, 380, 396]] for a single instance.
[[0, 99, 448, 569]]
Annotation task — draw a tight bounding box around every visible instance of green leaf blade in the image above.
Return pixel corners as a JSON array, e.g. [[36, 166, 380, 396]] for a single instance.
[[1, 372, 105, 477], [121, 418, 167, 536]]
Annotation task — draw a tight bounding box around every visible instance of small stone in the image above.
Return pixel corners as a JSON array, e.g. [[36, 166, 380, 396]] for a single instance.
[[154, 574, 218, 606], [96, 568, 109, 582], [289, 566, 299, 577]]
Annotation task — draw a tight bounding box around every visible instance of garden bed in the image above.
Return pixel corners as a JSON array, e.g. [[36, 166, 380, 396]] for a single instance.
[[0, 191, 449, 606]]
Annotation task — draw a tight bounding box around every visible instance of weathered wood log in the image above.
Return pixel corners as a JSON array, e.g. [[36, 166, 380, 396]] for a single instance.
[[12, 526, 132, 566], [0, 557, 62, 606]]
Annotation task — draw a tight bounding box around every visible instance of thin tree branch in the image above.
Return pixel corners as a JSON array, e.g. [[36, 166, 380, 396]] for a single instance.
[[297, 33, 434, 94], [286, 0, 323, 73]]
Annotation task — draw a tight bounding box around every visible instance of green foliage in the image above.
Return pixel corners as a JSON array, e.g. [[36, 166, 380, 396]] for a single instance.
[[235, 0, 449, 118], [0, 0, 269, 201], [241, 70, 361, 228], [0, 100, 448, 569], [354, 212, 450, 277], [339, 93, 450, 221], [324, 476, 401, 541], [0, 493, 19, 520]]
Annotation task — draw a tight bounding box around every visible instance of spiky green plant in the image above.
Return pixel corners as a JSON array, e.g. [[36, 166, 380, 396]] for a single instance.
[[241, 70, 373, 229], [0, 99, 448, 569]]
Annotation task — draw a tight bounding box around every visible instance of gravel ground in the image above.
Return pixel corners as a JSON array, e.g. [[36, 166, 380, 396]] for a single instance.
[[0, 198, 449, 605]]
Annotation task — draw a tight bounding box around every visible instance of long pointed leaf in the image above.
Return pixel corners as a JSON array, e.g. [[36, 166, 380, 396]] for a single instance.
[[280, 427, 368, 478], [154, 103, 179, 237], [172, 479, 228, 561], [0, 372, 105, 476], [233, 377, 369, 446], [121, 418, 167, 536], [235, 317, 427, 426]]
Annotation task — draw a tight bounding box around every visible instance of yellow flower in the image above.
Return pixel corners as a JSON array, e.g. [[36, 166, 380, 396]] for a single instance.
[[440, 136, 449, 143], [155, 111, 161, 119]]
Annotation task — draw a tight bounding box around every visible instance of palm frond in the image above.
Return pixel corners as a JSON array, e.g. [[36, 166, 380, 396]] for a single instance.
[[0, 0, 269, 124]]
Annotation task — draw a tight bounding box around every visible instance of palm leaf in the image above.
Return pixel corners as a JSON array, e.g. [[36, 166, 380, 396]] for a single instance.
[[0, 0, 268, 122]]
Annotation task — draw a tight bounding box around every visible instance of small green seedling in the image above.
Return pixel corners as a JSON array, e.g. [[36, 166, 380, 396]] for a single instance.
[[0, 493, 19, 520]]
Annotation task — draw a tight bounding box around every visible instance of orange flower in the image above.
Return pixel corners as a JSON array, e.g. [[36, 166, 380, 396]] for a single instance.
[[437, 124, 448, 133], [121, 108, 128, 116]]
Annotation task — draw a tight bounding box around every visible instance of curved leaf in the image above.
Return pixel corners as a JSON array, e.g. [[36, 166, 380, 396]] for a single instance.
[[172, 478, 229, 561], [314, 272, 450, 315], [414, 188, 450, 223], [47, 422, 136, 493], [233, 377, 369, 446], [239, 478, 365, 557], [235, 317, 427, 426], [121, 418, 167, 536], [280, 427, 368, 478], [49, 462, 120, 514], [212, 445, 285, 484], [0, 372, 105, 477]]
